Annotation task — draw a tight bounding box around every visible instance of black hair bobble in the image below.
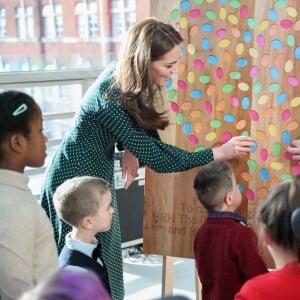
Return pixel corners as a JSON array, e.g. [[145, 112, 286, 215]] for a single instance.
[[291, 208, 300, 239]]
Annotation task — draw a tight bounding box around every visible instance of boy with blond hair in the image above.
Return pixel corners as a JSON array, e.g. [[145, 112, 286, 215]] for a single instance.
[[53, 176, 114, 295]]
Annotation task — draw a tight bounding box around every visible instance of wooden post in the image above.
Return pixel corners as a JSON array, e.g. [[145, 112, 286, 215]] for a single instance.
[[161, 256, 174, 297]]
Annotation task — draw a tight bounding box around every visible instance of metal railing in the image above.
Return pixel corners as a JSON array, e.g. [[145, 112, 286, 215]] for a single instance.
[[0, 68, 100, 89]]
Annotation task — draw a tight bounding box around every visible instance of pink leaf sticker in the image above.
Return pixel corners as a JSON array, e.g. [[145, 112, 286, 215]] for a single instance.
[[170, 101, 179, 113], [249, 110, 259, 121], [204, 101, 213, 113], [256, 34, 265, 47], [221, 132, 232, 143], [288, 76, 299, 86], [240, 5, 248, 18], [193, 59, 204, 69], [188, 135, 199, 144], [281, 109, 291, 121], [280, 19, 293, 29], [177, 80, 187, 90], [292, 164, 300, 176], [216, 28, 227, 39], [189, 9, 201, 18], [250, 65, 259, 78], [246, 189, 255, 201], [260, 149, 268, 161], [230, 96, 239, 107], [215, 67, 223, 79]]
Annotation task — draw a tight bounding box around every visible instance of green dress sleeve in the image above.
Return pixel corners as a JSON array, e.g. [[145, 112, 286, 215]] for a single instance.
[[99, 100, 214, 173]]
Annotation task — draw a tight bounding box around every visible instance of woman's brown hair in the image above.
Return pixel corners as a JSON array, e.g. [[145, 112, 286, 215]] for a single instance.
[[111, 18, 183, 130]]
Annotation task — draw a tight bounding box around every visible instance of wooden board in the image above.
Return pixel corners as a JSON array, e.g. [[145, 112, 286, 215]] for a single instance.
[[144, 0, 300, 262]]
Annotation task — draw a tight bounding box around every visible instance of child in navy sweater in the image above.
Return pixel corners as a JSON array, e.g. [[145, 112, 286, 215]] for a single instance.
[[53, 176, 114, 295]]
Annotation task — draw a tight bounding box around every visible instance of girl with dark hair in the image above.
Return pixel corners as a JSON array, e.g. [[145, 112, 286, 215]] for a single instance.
[[235, 176, 300, 300], [40, 18, 254, 300], [0, 90, 58, 300]]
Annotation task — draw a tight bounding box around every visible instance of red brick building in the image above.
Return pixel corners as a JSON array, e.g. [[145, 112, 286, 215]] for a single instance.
[[0, 0, 149, 71]]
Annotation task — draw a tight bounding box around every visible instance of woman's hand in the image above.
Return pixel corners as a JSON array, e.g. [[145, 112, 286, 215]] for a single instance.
[[212, 136, 255, 160], [121, 148, 139, 190], [287, 140, 300, 161]]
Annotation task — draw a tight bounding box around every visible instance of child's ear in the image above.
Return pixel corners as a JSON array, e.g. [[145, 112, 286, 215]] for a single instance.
[[9, 134, 25, 153], [81, 216, 93, 230], [261, 226, 272, 246], [224, 191, 233, 206]]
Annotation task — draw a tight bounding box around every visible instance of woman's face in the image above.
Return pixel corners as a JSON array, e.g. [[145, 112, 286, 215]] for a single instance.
[[151, 45, 181, 87]]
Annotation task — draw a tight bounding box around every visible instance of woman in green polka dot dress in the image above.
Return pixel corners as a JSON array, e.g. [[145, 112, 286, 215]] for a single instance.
[[40, 18, 254, 300]]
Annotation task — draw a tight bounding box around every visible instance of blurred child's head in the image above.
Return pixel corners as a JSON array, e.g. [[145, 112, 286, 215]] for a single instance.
[[257, 175, 300, 261], [53, 176, 114, 233], [0, 90, 46, 170], [193, 160, 241, 212], [19, 268, 112, 300]]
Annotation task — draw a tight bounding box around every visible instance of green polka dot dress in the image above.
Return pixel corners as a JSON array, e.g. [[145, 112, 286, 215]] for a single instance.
[[40, 61, 214, 300]]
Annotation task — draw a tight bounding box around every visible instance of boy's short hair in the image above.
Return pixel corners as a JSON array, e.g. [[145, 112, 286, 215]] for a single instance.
[[53, 176, 111, 227], [193, 160, 233, 211]]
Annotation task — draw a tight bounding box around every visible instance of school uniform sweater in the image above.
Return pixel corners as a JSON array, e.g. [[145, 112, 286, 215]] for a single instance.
[[59, 247, 110, 293], [194, 211, 268, 300], [235, 261, 300, 300], [0, 169, 58, 300]]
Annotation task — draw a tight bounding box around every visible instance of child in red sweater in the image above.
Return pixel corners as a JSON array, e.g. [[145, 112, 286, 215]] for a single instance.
[[235, 175, 300, 300], [193, 160, 268, 300]]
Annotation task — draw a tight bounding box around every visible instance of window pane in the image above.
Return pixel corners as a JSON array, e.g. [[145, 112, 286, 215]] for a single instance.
[[27, 17, 34, 39], [88, 14, 98, 37], [0, 8, 6, 38], [111, 0, 120, 9], [125, 0, 136, 9], [42, 4, 63, 39], [126, 12, 136, 29], [39, 85, 82, 114], [78, 15, 88, 38], [76, 1, 98, 39], [0, 1, 150, 72], [112, 13, 123, 37], [55, 15, 63, 38]]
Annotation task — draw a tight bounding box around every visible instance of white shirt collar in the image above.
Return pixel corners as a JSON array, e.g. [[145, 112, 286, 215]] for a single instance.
[[65, 232, 98, 258]]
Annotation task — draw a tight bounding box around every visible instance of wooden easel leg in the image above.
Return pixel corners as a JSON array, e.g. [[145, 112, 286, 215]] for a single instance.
[[162, 256, 174, 297], [195, 265, 202, 300]]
